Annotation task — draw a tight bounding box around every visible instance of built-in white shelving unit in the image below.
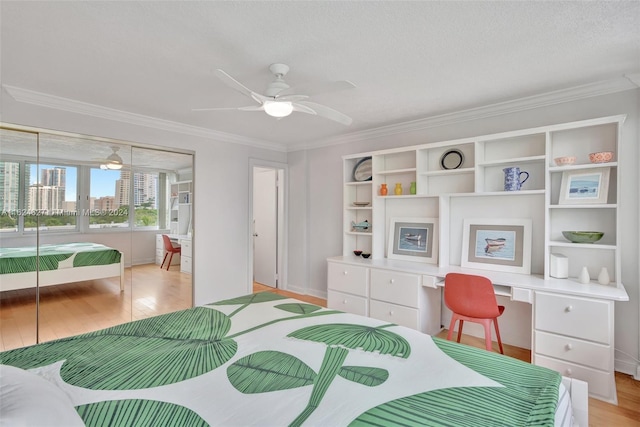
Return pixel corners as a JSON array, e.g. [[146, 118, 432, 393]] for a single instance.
[[333, 115, 628, 403]]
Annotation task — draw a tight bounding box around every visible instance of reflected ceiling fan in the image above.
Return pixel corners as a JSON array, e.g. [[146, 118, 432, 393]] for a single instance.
[[91, 146, 123, 170], [193, 64, 355, 125]]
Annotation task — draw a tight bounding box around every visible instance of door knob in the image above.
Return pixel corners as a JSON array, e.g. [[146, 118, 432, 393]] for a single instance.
[[253, 233, 259, 237]]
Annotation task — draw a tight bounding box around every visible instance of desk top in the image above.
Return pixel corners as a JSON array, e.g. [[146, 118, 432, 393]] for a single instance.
[[327, 256, 629, 302], [166, 234, 191, 241]]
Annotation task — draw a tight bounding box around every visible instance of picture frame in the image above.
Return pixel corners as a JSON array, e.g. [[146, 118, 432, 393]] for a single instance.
[[559, 167, 610, 205], [461, 218, 532, 274], [388, 217, 438, 264]]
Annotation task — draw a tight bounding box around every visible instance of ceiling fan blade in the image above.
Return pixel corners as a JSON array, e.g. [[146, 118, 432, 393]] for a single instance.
[[191, 105, 264, 111], [214, 69, 267, 104], [277, 80, 356, 97], [295, 101, 353, 126], [276, 94, 309, 102]]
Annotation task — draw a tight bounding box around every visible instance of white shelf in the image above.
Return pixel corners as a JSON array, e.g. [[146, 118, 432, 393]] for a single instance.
[[549, 162, 618, 172], [420, 167, 474, 177], [477, 154, 546, 167], [549, 204, 617, 209], [549, 241, 617, 250], [377, 167, 417, 175]]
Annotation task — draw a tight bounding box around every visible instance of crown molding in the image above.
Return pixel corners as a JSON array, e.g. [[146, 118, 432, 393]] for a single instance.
[[290, 76, 639, 152], [4, 75, 638, 154], [2, 84, 287, 152]]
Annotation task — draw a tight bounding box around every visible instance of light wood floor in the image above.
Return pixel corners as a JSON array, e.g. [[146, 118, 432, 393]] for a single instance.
[[2, 279, 637, 425], [255, 283, 640, 427]]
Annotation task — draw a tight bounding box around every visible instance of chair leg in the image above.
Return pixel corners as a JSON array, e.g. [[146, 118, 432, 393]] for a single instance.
[[167, 252, 173, 270], [494, 318, 504, 354], [481, 319, 493, 352], [456, 320, 464, 343], [161, 252, 168, 269], [446, 316, 457, 342]]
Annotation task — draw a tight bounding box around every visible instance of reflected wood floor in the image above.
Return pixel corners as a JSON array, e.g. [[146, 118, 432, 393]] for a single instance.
[[255, 283, 639, 426], [0, 263, 192, 351]]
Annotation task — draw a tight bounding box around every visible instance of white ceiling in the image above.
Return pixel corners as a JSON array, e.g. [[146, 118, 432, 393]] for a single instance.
[[1, 1, 639, 152]]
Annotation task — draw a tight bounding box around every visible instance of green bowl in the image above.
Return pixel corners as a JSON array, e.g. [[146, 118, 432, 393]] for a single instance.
[[562, 231, 604, 244]]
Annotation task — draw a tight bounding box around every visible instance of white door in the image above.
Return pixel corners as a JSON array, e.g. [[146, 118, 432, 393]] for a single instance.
[[253, 167, 277, 287]]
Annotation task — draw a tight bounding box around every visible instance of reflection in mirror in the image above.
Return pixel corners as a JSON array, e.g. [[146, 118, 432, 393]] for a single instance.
[[131, 147, 193, 320], [0, 126, 193, 351], [0, 128, 39, 350]]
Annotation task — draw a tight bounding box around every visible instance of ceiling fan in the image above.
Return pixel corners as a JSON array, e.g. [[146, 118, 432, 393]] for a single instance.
[[193, 64, 356, 125]]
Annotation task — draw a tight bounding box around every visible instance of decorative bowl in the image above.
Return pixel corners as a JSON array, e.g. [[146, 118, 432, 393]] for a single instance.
[[554, 156, 576, 166], [562, 231, 604, 244], [353, 250, 362, 256], [353, 201, 371, 207], [361, 253, 371, 259], [589, 151, 614, 163]]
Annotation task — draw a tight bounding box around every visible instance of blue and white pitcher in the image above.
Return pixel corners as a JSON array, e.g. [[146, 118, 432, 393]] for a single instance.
[[503, 167, 529, 191]]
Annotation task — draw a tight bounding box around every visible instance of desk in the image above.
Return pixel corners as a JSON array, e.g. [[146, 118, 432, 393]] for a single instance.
[[327, 256, 628, 404], [156, 234, 192, 274]]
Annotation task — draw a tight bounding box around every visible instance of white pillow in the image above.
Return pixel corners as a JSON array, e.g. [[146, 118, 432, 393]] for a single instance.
[[0, 364, 85, 426]]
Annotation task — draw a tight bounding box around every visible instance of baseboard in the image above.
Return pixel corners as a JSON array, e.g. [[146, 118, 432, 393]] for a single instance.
[[282, 283, 327, 300], [615, 358, 640, 378]]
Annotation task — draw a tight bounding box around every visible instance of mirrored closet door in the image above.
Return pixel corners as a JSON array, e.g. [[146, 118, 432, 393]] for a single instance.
[[0, 125, 193, 351]]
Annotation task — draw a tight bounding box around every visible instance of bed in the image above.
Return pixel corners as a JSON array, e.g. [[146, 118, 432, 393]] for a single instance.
[[0, 242, 124, 293], [0, 292, 586, 426]]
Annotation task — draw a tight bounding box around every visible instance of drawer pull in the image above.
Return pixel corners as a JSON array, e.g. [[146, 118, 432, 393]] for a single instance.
[[565, 343, 573, 351], [343, 271, 348, 275], [343, 299, 348, 304], [390, 279, 395, 284], [389, 311, 394, 316], [565, 305, 573, 312], [565, 368, 572, 376]]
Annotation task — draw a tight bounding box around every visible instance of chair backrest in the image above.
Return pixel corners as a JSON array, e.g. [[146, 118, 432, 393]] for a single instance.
[[162, 235, 175, 251], [444, 273, 501, 318]]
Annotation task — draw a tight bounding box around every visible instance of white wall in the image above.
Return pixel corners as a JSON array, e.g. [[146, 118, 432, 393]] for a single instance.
[[290, 89, 640, 374], [1, 98, 287, 306]]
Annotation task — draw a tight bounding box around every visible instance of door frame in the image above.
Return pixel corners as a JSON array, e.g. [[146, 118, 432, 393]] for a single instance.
[[247, 158, 288, 294]]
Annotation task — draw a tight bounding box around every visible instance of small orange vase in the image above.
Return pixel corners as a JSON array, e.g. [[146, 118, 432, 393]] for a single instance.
[[380, 184, 388, 196]]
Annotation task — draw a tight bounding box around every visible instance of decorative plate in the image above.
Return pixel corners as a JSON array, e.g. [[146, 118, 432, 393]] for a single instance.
[[353, 201, 370, 207], [353, 157, 372, 181], [440, 149, 464, 170]]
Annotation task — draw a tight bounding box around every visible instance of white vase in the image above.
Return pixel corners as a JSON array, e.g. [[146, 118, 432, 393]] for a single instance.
[[598, 267, 610, 285], [578, 266, 590, 284]]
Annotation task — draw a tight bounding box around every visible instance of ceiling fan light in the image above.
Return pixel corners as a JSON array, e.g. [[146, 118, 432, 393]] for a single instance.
[[264, 101, 293, 118], [106, 162, 123, 170]]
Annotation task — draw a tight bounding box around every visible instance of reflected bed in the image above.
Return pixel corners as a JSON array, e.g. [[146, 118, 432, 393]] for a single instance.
[[0, 243, 124, 292]]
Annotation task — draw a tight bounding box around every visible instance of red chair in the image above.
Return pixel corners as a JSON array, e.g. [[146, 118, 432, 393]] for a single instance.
[[160, 235, 181, 271], [444, 272, 505, 354]]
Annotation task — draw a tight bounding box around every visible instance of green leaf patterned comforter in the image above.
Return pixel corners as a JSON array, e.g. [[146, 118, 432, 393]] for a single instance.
[[0, 293, 566, 426], [0, 243, 121, 274]]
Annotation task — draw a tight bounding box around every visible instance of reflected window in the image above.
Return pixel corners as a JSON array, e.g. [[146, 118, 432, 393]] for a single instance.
[[24, 163, 78, 231], [89, 168, 130, 229], [0, 161, 20, 232]]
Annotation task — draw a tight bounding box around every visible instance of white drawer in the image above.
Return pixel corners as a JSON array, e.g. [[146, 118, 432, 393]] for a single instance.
[[181, 256, 192, 274], [179, 239, 192, 257], [327, 290, 368, 316], [535, 292, 611, 344], [370, 269, 419, 308], [535, 331, 611, 371], [327, 263, 368, 296], [535, 354, 613, 401], [369, 300, 419, 330]]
